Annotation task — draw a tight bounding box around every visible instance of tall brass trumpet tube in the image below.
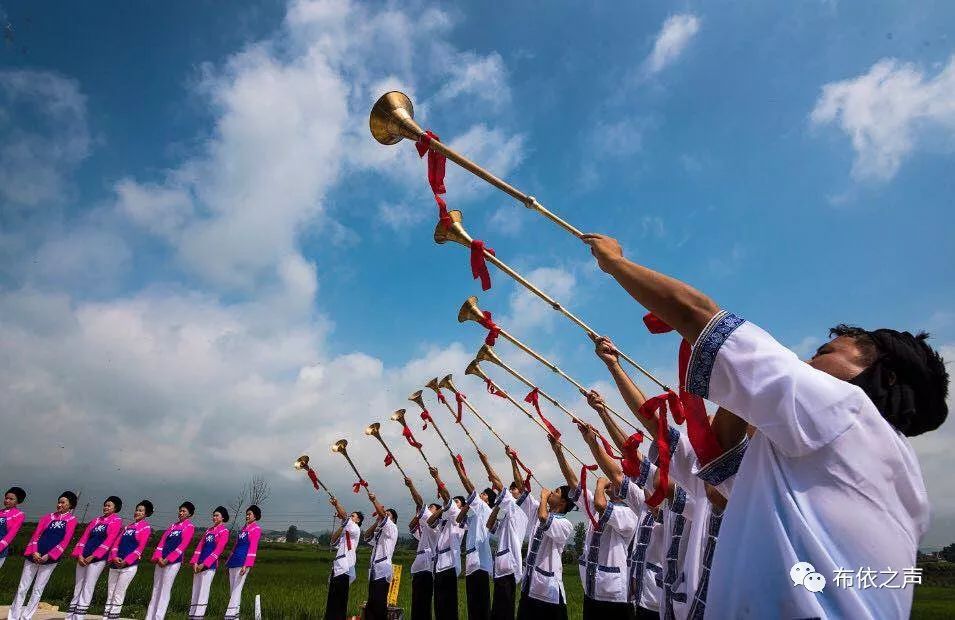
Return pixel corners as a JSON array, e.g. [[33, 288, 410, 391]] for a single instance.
[[465, 359, 588, 467], [365, 423, 409, 479], [391, 409, 433, 468], [437, 210, 670, 393], [459, 296, 641, 432], [331, 439, 373, 498], [409, 389, 457, 459], [425, 377, 481, 452], [369, 91, 582, 238], [293, 454, 335, 500]]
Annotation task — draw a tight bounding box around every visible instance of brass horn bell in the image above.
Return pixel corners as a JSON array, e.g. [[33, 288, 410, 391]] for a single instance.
[[425, 377, 442, 393], [475, 344, 504, 367], [409, 390, 426, 409], [369, 91, 423, 146], [331, 439, 348, 454], [391, 408, 408, 424], [458, 296, 485, 324], [293, 454, 310, 470], [433, 210, 471, 246], [365, 422, 381, 437], [438, 374, 458, 392], [465, 359, 490, 382]]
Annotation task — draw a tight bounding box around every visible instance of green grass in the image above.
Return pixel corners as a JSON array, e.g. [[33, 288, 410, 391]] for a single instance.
[[0, 537, 950, 618]]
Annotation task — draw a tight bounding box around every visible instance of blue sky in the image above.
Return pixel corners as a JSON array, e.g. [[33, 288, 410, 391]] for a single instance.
[[1, 1, 953, 545]]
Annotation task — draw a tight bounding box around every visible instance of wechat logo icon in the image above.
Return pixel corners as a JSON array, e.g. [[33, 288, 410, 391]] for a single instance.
[[791, 561, 826, 593]]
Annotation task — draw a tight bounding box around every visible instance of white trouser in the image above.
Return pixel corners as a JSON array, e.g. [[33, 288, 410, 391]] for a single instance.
[[66, 560, 108, 619], [103, 564, 139, 619], [8, 560, 58, 620], [189, 567, 217, 619], [145, 561, 182, 620], [0, 556, 6, 569], [224, 567, 249, 619]]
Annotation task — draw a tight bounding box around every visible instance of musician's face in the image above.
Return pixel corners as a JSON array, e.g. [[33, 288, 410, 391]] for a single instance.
[[350, 512, 361, 524], [479, 491, 489, 503], [509, 487, 521, 499], [808, 336, 868, 382], [212, 511, 224, 526]]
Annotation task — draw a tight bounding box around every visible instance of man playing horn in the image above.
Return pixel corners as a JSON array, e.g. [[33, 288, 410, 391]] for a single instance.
[[426, 467, 465, 620], [325, 497, 363, 620], [362, 493, 398, 620], [486, 448, 530, 620], [449, 454, 495, 620], [582, 233, 949, 618], [516, 480, 576, 620], [404, 477, 440, 620]]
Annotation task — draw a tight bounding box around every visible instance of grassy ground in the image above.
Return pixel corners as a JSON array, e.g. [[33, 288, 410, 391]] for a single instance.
[[0, 538, 950, 618]]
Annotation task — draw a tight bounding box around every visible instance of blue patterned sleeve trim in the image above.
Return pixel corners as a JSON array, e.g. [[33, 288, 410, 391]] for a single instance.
[[619, 474, 631, 497], [670, 486, 688, 515], [567, 484, 582, 504], [697, 435, 750, 486], [686, 311, 746, 399], [636, 457, 651, 488], [465, 490, 477, 506], [667, 427, 680, 457], [539, 514, 554, 532], [515, 491, 529, 507], [597, 502, 614, 530]]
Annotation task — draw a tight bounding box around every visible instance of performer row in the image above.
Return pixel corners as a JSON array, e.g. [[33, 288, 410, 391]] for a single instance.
[[0, 490, 261, 620]]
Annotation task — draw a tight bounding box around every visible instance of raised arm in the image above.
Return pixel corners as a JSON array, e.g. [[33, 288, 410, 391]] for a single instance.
[[593, 477, 610, 515], [430, 467, 450, 504], [583, 388, 630, 448], [578, 421, 626, 487], [481, 450, 503, 493], [506, 447, 523, 490], [582, 234, 720, 343], [404, 477, 424, 510], [711, 407, 750, 451], [548, 434, 578, 489], [593, 337, 657, 438], [368, 492, 386, 519], [363, 514, 382, 541], [453, 455, 476, 495], [537, 487, 550, 523]]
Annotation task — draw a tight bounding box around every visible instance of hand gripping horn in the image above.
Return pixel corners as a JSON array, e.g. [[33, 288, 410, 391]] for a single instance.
[[365, 423, 409, 479], [331, 439, 373, 497], [438, 211, 669, 393], [459, 296, 641, 432], [293, 454, 335, 500], [391, 408, 433, 468], [426, 377, 481, 452], [369, 91, 581, 237], [409, 389, 456, 458], [465, 359, 588, 467]]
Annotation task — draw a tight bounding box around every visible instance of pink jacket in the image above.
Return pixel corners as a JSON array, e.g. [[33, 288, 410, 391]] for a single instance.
[[0, 507, 26, 555], [190, 523, 229, 570], [108, 519, 152, 566], [72, 513, 123, 561], [151, 518, 195, 564], [24, 512, 78, 562]]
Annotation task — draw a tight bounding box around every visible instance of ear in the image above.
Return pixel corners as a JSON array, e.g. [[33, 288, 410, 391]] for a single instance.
[[887, 370, 897, 386]]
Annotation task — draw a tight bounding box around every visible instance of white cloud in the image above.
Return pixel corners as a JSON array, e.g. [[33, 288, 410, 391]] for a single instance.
[[0, 69, 91, 208], [443, 124, 526, 201], [810, 55, 955, 181], [644, 14, 701, 76], [503, 266, 577, 336], [590, 117, 645, 157], [377, 201, 427, 231], [641, 216, 666, 238], [434, 51, 510, 109]]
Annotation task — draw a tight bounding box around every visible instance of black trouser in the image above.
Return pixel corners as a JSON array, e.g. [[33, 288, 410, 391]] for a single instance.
[[634, 606, 659, 620], [411, 571, 434, 620], [582, 595, 635, 620], [465, 570, 490, 620], [324, 573, 350, 620], [490, 574, 517, 620], [366, 577, 390, 620], [434, 568, 459, 620], [516, 592, 567, 620]]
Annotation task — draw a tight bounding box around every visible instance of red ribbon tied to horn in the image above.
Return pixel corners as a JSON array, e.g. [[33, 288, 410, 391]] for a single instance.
[[306, 469, 320, 491], [579, 464, 600, 528], [638, 392, 678, 508], [507, 448, 534, 492], [470, 240, 495, 291], [414, 130, 452, 229], [642, 313, 723, 466], [402, 424, 423, 449], [455, 454, 467, 476], [453, 391, 466, 424], [524, 388, 562, 440], [352, 479, 368, 494], [484, 378, 507, 399], [478, 311, 501, 346], [420, 410, 433, 431], [384, 453, 394, 467]]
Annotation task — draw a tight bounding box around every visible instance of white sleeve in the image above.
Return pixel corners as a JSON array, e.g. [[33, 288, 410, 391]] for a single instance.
[[517, 491, 539, 522], [606, 503, 638, 538], [542, 516, 572, 548], [686, 313, 863, 457]]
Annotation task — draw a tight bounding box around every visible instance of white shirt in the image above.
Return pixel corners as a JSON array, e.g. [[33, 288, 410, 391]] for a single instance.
[[689, 313, 929, 619], [490, 490, 528, 581], [410, 506, 436, 574], [463, 491, 493, 576], [517, 491, 539, 543], [521, 511, 573, 604], [620, 470, 664, 612], [576, 484, 639, 604], [368, 517, 398, 582], [332, 519, 361, 582], [431, 500, 463, 575]]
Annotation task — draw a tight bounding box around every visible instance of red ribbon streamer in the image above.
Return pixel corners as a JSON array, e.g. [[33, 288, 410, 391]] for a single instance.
[[306, 468, 320, 491], [478, 311, 501, 346], [638, 392, 678, 508], [384, 453, 394, 467], [402, 424, 423, 449], [420, 410, 433, 431], [484, 378, 507, 399], [642, 313, 723, 466], [470, 240, 495, 291], [352, 479, 368, 494], [455, 454, 467, 476], [507, 448, 534, 492], [415, 131, 452, 229], [523, 388, 562, 440], [453, 391, 466, 424], [621, 432, 645, 479], [579, 464, 600, 528], [345, 530, 352, 551], [436, 390, 448, 406]]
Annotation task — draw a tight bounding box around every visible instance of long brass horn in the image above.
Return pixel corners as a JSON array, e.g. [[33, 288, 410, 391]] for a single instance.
[[426, 376, 480, 451], [365, 423, 409, 479], [409, 389, 456, 458], [465, 359, 588, 467], [293, 454, 335, 499], [440, 210, 669, 393], [459, 296, 640, 432], [391, 408, 433, 468], [370, 91, 582, 237], [332, 439, 373, 497]]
